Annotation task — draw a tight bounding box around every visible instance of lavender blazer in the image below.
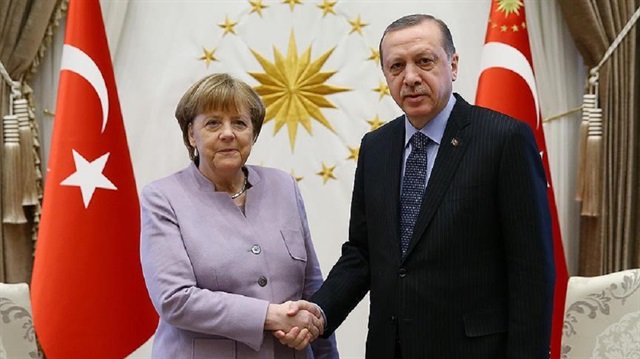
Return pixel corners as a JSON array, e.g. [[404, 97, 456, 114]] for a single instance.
[[140, 163, 338, 359]]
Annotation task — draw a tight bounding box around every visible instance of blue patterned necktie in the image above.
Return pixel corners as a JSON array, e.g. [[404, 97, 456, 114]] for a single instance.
[[400, 132, 429, 257]]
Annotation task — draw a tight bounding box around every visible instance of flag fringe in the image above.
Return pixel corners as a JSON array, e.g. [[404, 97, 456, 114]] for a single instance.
[[15, 98, 39, 206], [576, 94, 596, 201], [581, 108, 602, 216], [2, 115, 27, 224]]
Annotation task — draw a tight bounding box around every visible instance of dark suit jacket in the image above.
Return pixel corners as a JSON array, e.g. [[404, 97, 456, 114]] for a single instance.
[[312, 94, 555, 359]]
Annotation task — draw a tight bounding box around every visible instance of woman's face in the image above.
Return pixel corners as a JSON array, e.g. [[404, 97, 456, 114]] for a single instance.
[[189, 107, 254, 179]]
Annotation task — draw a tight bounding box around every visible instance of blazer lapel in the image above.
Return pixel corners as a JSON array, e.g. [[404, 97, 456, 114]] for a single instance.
[[404, 94, 472, 260], [374, 117, 405, 262]]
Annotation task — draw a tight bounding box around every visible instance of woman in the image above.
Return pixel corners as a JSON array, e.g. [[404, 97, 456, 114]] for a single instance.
[[140, 73, 339, 358]]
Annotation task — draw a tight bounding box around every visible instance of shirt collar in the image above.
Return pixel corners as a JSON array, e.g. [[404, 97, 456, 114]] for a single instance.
[[404, 93, 456, 147]]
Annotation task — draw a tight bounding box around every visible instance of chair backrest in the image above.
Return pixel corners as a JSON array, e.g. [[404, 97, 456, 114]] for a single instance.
[[561, 268, 640, 358], [0, 282, 39, 359]]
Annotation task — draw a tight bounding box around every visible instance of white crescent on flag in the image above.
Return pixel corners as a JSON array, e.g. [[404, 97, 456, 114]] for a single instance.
[[60, 44, 110, 133], [478, 41, 540, 128]]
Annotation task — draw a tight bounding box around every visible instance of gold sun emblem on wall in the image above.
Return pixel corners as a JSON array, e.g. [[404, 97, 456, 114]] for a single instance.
[[248, 30, 350, 151], [496, 0, 523, 16]]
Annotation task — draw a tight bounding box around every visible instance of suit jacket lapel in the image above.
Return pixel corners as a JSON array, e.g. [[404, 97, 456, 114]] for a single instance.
[[404, 94, 472, 260], [386, 117, 405, 261]]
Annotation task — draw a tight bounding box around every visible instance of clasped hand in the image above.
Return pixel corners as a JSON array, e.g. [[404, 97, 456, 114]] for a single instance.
[[265, 300, 324, 350]]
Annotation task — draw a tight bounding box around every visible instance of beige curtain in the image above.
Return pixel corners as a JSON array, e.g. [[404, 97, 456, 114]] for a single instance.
[[0, 0, 64, 283], [558, 0, 640, 276]]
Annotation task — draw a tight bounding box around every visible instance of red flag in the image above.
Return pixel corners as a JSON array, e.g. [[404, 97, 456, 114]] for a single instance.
[[475, 1, 568, 358], [31, 0, 158, 357]]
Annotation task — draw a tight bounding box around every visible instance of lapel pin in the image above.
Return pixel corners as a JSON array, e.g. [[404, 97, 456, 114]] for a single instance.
[[451, 138, 459, 147]]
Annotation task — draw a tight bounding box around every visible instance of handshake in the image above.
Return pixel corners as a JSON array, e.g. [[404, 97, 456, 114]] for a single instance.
[[264, 300, 325, 350]]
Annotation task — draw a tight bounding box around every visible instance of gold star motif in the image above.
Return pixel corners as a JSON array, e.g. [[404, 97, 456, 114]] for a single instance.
[[316, 162, 337, 184], [497, 0, 523, 16], [521, 21, 526, 29], [346, 146, 359, 161], [249, 0, 268, 16], [372, 81, 390, 100], [511, 25, 519, 32], [198, 48, 217, 68], [500, 25, 508, 32], [366, 115, 385, 131], [218, 16, 238, 36], [491, 22, 498, 29], [283, 0, 302, 11], [249, 30, 350, 151], [317, 0, 336, 17], [367, 47, 380, 65], [290, 170, 303, 182], [348, 15, 368, 35]]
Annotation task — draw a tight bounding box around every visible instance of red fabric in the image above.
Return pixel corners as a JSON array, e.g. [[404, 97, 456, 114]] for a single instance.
[[475, 2, 568, 358], [31, 0, 158, 357]]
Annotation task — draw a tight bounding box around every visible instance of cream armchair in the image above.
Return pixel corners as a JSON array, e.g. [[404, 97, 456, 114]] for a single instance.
[[0, 283, 39, 359], [561, 268, 640, 358]]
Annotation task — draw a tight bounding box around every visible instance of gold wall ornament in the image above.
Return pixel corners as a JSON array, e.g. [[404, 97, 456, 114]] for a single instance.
[[348, 15, 368, 35], [346, 146, 359, 162], [290, 170, 303, 182], [317, 0, 337, 17], [198, 48, 217, 68], [316, 162, 337, 184], [248, 30, 350, 151], [372, 81, 390, 100], [283, 0, 302, 12], [249, 0, 268, 17], [218, 16, 238, 36], [202, 2, 387, 185], [366, 115, 385, 132], [367, 48, 380, 65]]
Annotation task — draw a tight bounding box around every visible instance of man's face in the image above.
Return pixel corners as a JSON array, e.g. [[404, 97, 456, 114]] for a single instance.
[[381, 20, 458, 129]]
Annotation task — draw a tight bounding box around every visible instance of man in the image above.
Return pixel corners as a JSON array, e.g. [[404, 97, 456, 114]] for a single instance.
[[278, 14, 555, 358]]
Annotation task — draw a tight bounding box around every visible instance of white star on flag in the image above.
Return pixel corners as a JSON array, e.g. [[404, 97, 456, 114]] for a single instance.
[[60, 149, 117, 208]]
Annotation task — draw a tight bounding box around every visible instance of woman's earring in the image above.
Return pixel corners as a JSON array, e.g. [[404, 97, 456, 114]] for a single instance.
[[193, 147, 199, 158]]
